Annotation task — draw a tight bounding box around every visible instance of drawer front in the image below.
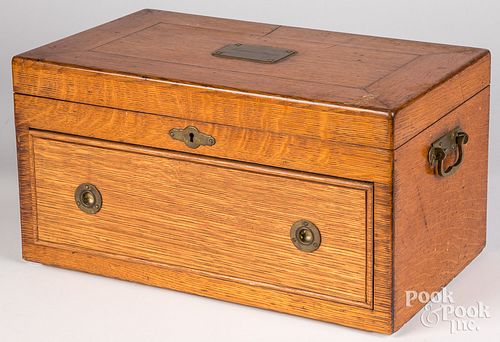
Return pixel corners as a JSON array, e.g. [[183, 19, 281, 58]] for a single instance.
[[30, 130, 373, 307]]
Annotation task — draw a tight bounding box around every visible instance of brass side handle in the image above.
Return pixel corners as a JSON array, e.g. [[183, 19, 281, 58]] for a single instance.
[[428, 127, 469, 177], [169, 126, 216, 149]]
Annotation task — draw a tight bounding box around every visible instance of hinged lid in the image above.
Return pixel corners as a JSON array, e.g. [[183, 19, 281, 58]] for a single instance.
[[13, 9, 490, 149]]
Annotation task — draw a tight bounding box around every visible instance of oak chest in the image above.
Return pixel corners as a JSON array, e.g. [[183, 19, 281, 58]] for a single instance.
[[12, 9, 491, 334]]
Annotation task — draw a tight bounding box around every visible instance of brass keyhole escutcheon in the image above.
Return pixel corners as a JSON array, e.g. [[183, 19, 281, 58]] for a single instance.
[[169, 126, 216, 149], [290, 220, 321, 252], [75, 183, 102, 214]]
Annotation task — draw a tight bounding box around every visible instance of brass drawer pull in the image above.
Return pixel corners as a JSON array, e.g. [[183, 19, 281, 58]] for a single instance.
[[290, 220, 321, 253], [169, 126, 216, 149], [75, 183, 102, 214], [428, 127, 469, 177]]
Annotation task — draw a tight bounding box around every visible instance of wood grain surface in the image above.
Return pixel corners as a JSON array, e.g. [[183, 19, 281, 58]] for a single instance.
[[14, 9, 488, 113], [12, 59, 392, 150], [394, 53, 490, 148], [14, 92, 394, 333], [22, 242, 393, 333], [31, 130, 373, 306], [14, 94, 392, 183], [393, 88, 489, 330]]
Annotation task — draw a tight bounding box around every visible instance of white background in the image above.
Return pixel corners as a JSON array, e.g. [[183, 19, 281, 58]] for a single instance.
[[0, 1, 499, 341]]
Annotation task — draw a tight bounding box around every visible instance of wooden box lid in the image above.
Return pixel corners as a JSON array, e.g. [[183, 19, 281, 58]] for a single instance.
[[13, 9, 490, 149]]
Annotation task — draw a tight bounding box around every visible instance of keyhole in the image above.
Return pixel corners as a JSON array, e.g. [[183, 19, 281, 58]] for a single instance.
[[189, 132, 195, 143]]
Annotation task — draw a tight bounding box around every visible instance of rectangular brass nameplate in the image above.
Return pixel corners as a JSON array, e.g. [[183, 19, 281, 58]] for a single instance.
[[212, 43, 296, 64]]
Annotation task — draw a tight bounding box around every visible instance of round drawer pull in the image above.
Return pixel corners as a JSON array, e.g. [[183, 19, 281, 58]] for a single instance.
[[290, 220, 321, 252], [75, 183, 102, 214]]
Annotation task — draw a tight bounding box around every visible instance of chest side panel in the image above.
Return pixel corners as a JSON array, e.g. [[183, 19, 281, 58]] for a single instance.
[[393, 87, 489, 330]]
